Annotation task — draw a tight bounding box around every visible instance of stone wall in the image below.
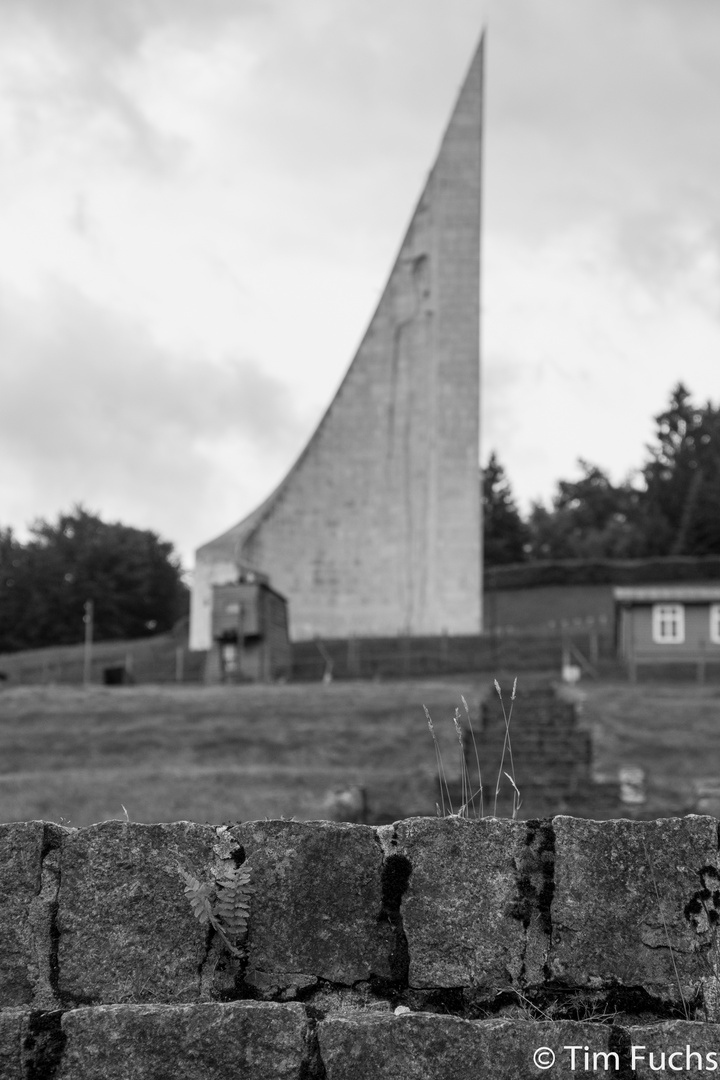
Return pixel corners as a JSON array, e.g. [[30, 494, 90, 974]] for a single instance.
[[2, 815, 720, 1076]]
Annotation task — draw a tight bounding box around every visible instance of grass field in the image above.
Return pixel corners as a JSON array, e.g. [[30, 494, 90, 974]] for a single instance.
[[1, 676, 719, 827], [0, 678, 490, 827], [577, 681, 720, 817]]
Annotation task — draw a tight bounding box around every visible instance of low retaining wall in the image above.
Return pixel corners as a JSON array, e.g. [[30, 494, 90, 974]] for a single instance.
[[2, 815, 720, 1076]]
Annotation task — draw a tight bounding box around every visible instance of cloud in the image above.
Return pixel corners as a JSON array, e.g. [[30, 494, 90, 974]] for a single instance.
[[6, 0, 269, 60], [611, 215, 720, 308], [486, 0, 720, 244], [482, 224, 720, 512], [0, 7, 173, 175], [2, 0, 719, 560], [0, 0, 284, 185], [0, 281, 308, 564]]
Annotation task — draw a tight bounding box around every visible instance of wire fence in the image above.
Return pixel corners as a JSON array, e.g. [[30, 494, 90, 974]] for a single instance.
[[290, 627, 619, 682], [0, 626, 620, 686], [0, 635, 206, 687]]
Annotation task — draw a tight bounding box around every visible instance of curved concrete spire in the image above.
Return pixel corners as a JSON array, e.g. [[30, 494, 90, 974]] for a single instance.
[[191, 33, 484, 646]]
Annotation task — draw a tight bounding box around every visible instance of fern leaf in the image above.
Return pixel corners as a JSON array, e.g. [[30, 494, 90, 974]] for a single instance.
[[178, 868, 215, 926], [214, 864, 253, 941], [179, 861, 252, 958], [216, 865, 254, 892]]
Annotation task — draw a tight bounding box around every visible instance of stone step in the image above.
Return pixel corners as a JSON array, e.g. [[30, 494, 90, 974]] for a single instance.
[[473, 738, 593, 770], [1, 1002, 307, 1079], [478, 703, 582, 723], [5, 1005, 718, 1079]]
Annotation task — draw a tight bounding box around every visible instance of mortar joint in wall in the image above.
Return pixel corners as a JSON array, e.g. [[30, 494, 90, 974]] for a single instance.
[[22, 1009, 67, 1080], [376, 851, 412, 989], [29, 825, 64, 1010], [505, 818, 555, 987], [299, 1010, 328, 1080], [607, 1024, 636, 1080]]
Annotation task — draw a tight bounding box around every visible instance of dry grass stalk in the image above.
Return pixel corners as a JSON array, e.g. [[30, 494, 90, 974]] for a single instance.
[[462, 694, 484, 819], [425, 679, 520, 820], [493, 677, 521, 819], [641, 832, 689, 1021], [424, 705, 453, 816]]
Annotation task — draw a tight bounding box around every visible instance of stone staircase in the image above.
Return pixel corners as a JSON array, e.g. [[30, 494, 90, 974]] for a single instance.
[[446, 678, 621, 819]]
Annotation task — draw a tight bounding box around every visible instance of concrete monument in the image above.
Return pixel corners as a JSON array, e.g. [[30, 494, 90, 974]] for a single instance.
[[191, 34, 484, 647]]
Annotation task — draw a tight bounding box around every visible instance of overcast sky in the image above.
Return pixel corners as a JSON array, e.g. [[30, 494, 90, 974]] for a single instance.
[[2, 0, 719, 571]]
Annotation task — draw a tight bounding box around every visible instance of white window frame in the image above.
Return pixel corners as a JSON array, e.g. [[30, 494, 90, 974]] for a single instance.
[[710, 604, 720, 645], [651, 603, 685, 644]]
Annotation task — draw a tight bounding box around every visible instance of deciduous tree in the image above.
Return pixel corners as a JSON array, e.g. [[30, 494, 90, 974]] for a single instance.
[[0, 506, 188, 653], [525, 461, 643, 560]]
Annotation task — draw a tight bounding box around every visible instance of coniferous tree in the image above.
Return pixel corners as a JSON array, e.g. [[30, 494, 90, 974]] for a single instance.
[[0, 528, 31, 652], [522, 385, 720, 561], [639, 383, 720, 556], [482, 452, 529, 565]]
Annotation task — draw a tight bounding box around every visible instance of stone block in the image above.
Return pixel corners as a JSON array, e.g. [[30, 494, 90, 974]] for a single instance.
[[624, 1022, 720, 1077], [57, 1001, 306, 1080], [0, 822, 60, 1006], [0, 1008, 26, 1078], [319, 1015, 614, 1079], [550, 816, 718, 1000], [230, 820, 390, 993], [57, 821, 223, 1004], [382, 817, 553, 990]]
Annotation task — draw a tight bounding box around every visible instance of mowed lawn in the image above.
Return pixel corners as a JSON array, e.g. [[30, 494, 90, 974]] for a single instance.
[[0, 679, 490, 827], [578, 681, 720, 816], [3, 676, 720, 827]]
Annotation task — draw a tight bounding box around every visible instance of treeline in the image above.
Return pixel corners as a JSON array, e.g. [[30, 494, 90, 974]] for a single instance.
[[484, 382, 720, 566], [3, 383, 717, 653], [0, 507, 188, 653]]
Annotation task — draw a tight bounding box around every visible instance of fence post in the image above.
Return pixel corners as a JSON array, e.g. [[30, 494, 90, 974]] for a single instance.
[[347, 636, 360, 678], [698, 640, 706, 687], [440, 629, 449, 672], [399, 633, 410, 678], [175, 646, 184, 683], [589, 627, 599, 666], [627, 631, 637, 684], [315, 639, 333, 683], [83, 599, 94, 687]]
